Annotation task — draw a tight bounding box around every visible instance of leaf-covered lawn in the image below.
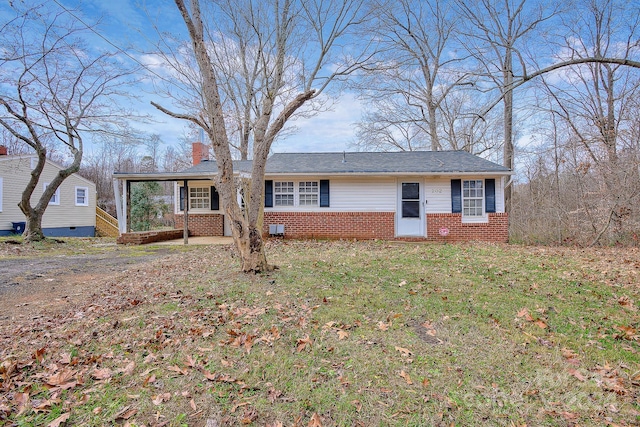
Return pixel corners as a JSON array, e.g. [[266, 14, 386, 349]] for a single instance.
[[1, 240, 639, 426]]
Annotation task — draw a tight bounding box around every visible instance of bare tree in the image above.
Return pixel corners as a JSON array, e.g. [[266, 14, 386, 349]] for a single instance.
[[0, 2, 136, 241], [456, 0, 559, 212], [152, 0, 371, 272], [516, 0, 640, 245], [355, 0, 490, 153]]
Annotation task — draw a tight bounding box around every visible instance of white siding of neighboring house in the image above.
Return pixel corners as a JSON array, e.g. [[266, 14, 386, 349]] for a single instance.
[[0, 156, 96, 232]]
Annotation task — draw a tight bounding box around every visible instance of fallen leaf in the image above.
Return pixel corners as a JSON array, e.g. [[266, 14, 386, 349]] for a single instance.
[[568, 369, 586, 382], [296, 335, 313, 353], [395, 346, 413, 357], [190, 399, 197, 411], [378, 322, 389, 331], [308, 412, 323, 427], [46, 369, 77, 389], [400, 370, 413, 385], [92, 368, 113, 380], [167, 365, 188, 375], [152, 393, 171, 405], [47, 412, 70, 427], [534, 319, 548, 329], [114, 406, 137, 420], [337, 330, 349, 340], [119, 361, 135, 376], [422, 377, 430, 387]]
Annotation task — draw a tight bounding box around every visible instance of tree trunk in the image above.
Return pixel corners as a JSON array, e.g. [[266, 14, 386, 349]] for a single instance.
[[23, 208, 46, 242], [503, 47, 514, 214], [233, 223, 269, 273]]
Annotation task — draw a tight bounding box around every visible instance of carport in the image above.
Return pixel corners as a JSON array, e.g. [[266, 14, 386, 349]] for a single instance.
[[112, 171, 217, 245]]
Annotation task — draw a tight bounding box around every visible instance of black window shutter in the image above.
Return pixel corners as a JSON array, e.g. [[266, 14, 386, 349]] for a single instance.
[[485, 179, 496, 213], [320, 180, 330, 207], [211, 186, 220, 210], [179, 186, 185, 211], [451, 179, 462, 213], [264, 180, 273, 207]]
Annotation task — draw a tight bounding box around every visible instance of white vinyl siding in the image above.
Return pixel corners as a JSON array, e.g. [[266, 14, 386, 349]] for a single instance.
[[264, 175, 506, 214], [422, 177, 505, 215], [330, 178, 396, 211], [0, 157, 96, 231], [75, 186, 89, 206], [424, 178, 452, 213], [0, 176, 3, 212]]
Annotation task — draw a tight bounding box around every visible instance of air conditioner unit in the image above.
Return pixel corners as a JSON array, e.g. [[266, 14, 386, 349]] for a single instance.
[[269, 224, 285, 236]]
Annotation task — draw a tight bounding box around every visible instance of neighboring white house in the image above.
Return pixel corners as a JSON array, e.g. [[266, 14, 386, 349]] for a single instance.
[[0, 149, 96, 237]]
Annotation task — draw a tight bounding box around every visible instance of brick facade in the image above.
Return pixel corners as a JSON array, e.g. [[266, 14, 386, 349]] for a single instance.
[[174, 213, 224, 236], [171, 211, 509, 242], [264, 211, 396, 239], [117, 229, 184, 245], [425, 213, 509, 243]]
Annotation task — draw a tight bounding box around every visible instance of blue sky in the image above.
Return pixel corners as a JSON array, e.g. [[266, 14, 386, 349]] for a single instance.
[[57, 0, 363, 155]]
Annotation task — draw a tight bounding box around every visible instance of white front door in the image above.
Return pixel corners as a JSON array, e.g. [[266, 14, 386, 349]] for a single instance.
[[396, 180, 425, 237]]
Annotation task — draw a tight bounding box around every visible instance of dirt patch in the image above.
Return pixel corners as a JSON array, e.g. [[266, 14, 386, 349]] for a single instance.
[[0, 244, 183, 321]]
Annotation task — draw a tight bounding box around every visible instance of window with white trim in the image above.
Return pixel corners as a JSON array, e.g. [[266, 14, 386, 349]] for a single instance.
[[274, 181, 294, 206], [462, 180, 483, 217], [298, 181, 319, 206], [189, 187, 210, 209], [75, 186, 89, 206], [44, 182, 60, 205]]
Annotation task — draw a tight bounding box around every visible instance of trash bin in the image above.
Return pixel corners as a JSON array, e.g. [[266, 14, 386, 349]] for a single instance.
[[11, 221, 26, 234]]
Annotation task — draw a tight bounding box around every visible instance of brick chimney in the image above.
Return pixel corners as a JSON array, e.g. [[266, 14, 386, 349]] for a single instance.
[[192, 142, 209, 166], [0, 145, 7, 156]]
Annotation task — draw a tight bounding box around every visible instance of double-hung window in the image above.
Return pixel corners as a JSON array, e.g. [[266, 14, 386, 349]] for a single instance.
[[75, 186, 89, 206], [462, 180, 483, 217], [44, 183, 60, 205], [274, 181, 294, 206], [190, 187, 210, 209], [298, 181, 319, 206]]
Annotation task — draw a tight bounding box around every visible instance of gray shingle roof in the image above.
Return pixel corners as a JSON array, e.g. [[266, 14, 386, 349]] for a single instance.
[[178, 151, 511, 175], [180, 159, 253, 174], [265, 151, 510, 174]]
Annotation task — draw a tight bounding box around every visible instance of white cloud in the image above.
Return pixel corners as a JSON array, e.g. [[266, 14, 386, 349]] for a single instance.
[[273, 92, 363, 153]]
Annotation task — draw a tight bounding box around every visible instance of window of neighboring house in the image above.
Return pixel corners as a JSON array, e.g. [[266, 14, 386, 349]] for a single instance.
[[30, 157, 38, 169], [75, 186, 89, 206], [189, 187, 209, 209], [274, 181, 294, 206], [44, 182, 60, 205], [298, 181, 319, 206], [462, 180, 483, 217]]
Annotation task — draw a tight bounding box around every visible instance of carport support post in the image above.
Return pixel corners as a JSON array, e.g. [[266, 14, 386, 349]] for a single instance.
[[126, 180, 131, 233], [183, 180, 189, 245]]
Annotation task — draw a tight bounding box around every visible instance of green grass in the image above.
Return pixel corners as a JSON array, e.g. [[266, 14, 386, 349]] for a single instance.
[[1, 240, 639, 426]]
